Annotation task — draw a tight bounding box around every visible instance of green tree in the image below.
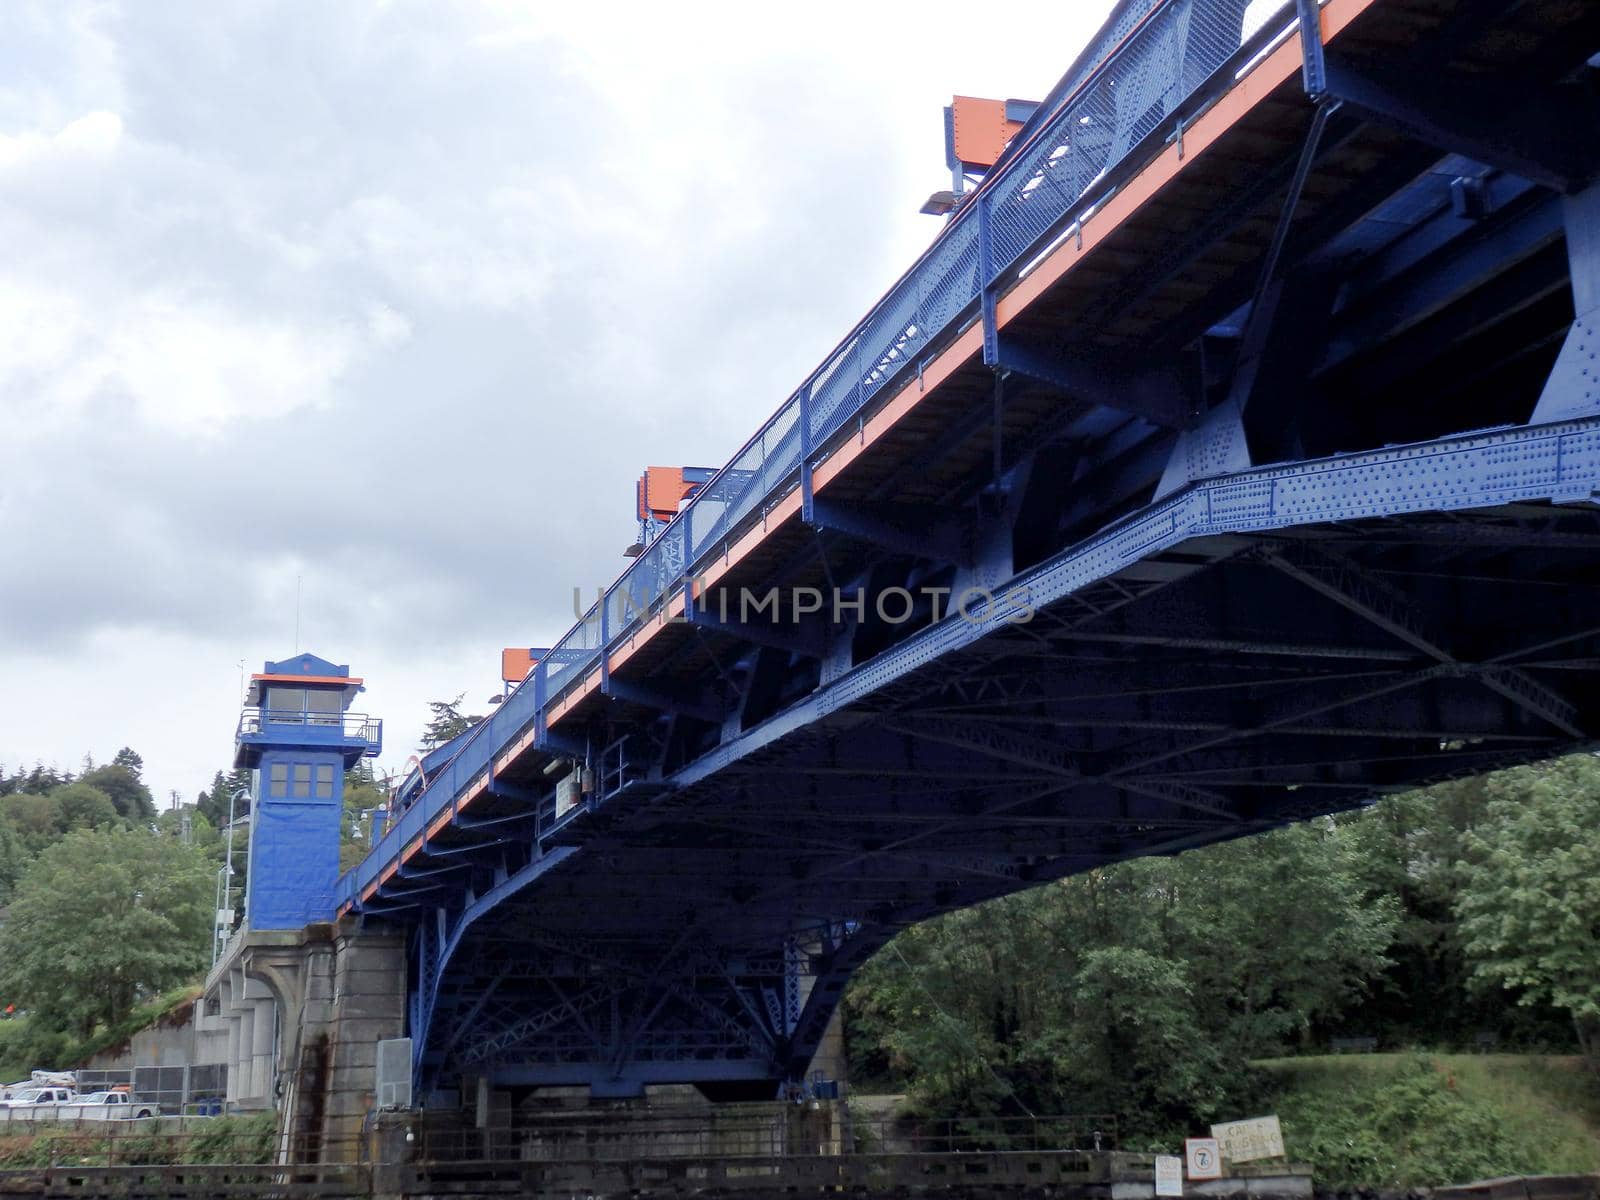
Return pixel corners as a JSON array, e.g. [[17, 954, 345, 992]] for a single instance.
[[196, 768, 251, 830], [420, 694, 483, 752], [1453, 755, 1600, 1065], [50, 783, 122, 832], [155, 805, 222, 859], [0, 827, 212, 1036], [0, 793, 67, 855], [79, 764, 155, 822], [845, 822, 1396, 1131], [340, 765, 390, 872], [1178, 820, 1398, 1060], [0, 821, 22, 905]]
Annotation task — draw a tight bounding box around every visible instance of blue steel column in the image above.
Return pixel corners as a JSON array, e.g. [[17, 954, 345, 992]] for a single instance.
[[799, 384, 816, 522], [599, 588, 611, 689], [410, 917, 440, 1084], [1295, 0, 1325, 98], [978, 196, 998, 367], [1532, 184, 1600, 425], [532, 657, 548, 750], [681, 491, 694, 583]]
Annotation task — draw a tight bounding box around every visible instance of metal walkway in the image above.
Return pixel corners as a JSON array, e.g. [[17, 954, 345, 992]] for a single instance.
[[338, 0, 1600, 1099]]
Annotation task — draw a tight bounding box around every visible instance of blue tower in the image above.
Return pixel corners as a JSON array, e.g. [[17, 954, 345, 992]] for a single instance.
[[235, 654, 382, 931]]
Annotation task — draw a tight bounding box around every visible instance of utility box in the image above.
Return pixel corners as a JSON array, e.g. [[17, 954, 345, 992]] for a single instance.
[[555, 771, 583, 819], [376, 1038, 413, 1111]]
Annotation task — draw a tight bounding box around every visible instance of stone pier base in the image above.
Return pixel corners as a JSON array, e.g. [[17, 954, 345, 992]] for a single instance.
[[198, 920, 406, 1161]]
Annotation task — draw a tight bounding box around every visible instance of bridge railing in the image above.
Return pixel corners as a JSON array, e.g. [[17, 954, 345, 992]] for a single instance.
[[345, 0, 1309, 900], [585, 0, 1279, 661]]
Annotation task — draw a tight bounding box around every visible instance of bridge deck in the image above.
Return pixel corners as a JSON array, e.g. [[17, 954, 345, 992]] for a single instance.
[[330, 0, 1600, 1094]]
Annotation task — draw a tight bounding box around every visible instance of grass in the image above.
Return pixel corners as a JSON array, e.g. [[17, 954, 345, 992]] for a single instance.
[[1253, 1053, 1600, 1189], [0, 1113, 276, 1167]]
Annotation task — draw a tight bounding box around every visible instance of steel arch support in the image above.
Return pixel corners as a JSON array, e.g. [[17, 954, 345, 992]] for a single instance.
[[1534, 183, 1600, 426]]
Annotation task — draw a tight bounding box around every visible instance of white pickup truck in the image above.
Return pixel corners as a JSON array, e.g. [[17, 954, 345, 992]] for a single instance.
[[73, 1091, 160, 1120], [0, 1088, 160, 1122], [0, 1086, 77, 1108]]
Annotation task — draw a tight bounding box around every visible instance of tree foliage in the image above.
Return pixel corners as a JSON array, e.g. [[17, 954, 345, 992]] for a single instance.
[[0, 821, 22, 906], [420, 694, 483, 752], [846, 822, 1396, 1131], [50, 784, 122, 833], [340, 763, 390, 871], [78, 764, 156, 822], [195, 769, 251, 830], [1453, 755, 1600, 1063], [0, 794, 71, 855], [0, 828, 212, 1036]]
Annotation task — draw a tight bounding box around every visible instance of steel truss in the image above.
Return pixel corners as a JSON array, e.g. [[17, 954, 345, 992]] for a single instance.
[[356, 1, 1600, 1101]]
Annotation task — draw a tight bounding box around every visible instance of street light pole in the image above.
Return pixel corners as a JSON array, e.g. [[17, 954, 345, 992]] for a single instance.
[[211, 786, 250, 968]]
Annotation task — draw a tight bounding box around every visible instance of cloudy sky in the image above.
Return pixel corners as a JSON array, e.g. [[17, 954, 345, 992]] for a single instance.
[[0, 0, 1116, 807]]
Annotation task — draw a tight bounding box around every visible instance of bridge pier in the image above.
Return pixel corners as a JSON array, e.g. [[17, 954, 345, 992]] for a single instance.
[[200, 921, 407, 1159]]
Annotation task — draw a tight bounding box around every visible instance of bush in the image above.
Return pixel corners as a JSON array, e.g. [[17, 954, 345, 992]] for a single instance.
[[181, 1113, 276, 1164], [0, 1018, 74, 1085], [1271, 1054, 1600, 1188], [0, 1112, 278, 1168]]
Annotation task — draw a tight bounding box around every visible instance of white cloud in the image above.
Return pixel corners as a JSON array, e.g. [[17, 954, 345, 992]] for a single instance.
[[0, 107, 122, 166], [367, 302, 412, 347], [104, 293, 359, 433], [0, 279, 364, 436], [0, 0, 1117, 806], [325, 191, 556, 313]]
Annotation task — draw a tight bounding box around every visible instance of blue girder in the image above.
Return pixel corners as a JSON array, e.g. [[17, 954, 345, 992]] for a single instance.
[[340, 0, 1600, 1099]]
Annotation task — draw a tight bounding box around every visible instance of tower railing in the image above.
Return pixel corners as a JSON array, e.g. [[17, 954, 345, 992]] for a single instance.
[[237, 708, 383, 755]]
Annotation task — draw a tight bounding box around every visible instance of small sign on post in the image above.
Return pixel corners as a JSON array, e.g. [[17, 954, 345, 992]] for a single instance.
[[1155, 1154, 1185, 1196], [1210, 1115, 1285, 1164], [1185, 1137, 1222, 1180]]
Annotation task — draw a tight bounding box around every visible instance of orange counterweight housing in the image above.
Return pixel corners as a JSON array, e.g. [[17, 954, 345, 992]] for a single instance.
[[501, 647, 540, 686], [949, 95, 1028, 171], [637, 467, 705, 526]]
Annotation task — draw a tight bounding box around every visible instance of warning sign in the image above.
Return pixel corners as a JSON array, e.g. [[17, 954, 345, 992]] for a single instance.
[[1185, 1137, 1222, 1180], [1210, 1115, 1285, 1163], [1155, 1155, 1184, 1196]]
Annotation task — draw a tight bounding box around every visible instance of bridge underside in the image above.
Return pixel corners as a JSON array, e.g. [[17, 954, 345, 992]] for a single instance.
[[358, 0, 1600, 1100], [421, 485, 1600, 1097]]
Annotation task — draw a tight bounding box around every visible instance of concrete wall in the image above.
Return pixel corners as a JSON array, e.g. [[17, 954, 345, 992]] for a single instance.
[[82, 1009, 198, 1072], [187, 920, 406, 1160]]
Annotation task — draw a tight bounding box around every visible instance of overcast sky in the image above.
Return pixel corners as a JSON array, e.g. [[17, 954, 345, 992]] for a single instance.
[[0, 0, 1116, 807]]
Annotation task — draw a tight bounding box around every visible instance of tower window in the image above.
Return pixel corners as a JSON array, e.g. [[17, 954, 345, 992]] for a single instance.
[[305, 689, 342, 726], [292, 763, 312, 798], [315, 765, 335, 799], [265, 687, 304, 721]]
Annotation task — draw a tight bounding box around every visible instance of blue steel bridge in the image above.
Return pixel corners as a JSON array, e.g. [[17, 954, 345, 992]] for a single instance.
[[337, 0, 1600, 1100]]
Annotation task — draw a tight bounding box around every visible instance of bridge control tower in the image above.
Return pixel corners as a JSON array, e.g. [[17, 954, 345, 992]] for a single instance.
[[235, 654, 382, 930]]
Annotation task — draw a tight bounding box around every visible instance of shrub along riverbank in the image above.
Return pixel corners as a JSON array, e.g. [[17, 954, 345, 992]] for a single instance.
[[1259, 1054, 1600, 1188]]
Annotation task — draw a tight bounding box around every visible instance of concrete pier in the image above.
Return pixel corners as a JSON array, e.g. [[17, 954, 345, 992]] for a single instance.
[[195, 920, 406, 1158]]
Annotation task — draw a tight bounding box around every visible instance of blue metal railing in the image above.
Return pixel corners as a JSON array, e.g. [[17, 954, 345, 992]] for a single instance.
[[340, 0, 1303, 908], [237, 708, 383, 754]]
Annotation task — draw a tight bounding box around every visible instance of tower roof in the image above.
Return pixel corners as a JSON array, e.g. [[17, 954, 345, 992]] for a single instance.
[[245, 653, 364, 705]]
